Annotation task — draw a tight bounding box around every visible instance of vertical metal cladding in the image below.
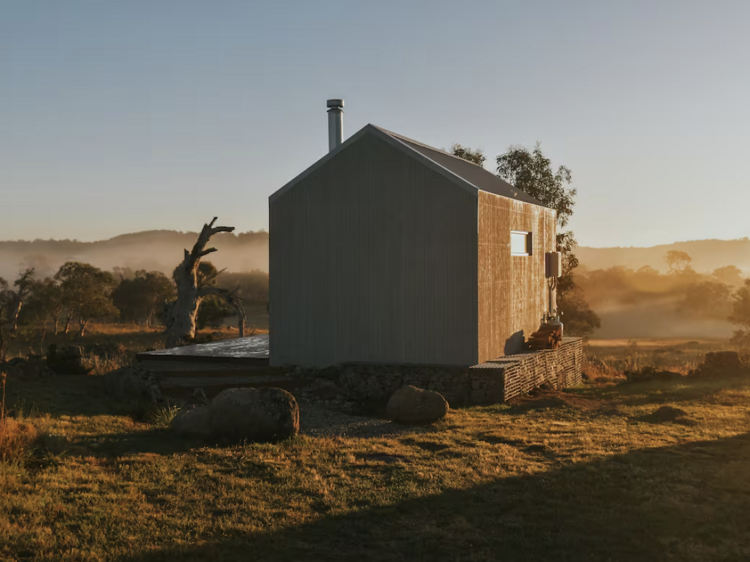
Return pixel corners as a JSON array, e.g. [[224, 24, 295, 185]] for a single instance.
[[270, 133, 478, 367], [477, 191, 557, 363]]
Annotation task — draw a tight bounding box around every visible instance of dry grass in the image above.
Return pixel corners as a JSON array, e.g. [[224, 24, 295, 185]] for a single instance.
[[5, 321, 269, 361], [0, 418, 38, 464], [584, 338, 726, 380], [1, 350, 750, 561]]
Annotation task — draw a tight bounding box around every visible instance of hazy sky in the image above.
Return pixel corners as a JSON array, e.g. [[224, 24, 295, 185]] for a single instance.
[[4, 1, 749, 247]]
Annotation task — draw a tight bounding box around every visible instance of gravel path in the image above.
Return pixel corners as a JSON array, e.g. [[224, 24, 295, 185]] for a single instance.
[[298, 402, 431, 438]]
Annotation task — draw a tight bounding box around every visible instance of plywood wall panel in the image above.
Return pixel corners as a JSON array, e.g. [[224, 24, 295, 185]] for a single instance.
[[477, 192, 556, 363]]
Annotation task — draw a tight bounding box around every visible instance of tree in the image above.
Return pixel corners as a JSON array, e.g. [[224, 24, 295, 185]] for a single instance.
[[112, 270, 175, 326], [218, 270, 269, 305], [163, 218, 246, 347], [30, 278, 65, 334], [197, 295, 234, 330], [55, 262, 119, 337], [712, 265, 744, 287], [0, 278, 13, 361], [7, 268, 35, 332], [451, 143, 486, 167], [729, 279, 750, 352], [665, 250, 692, 274], [496, 143, 576, 228], [195, 262, 240, 330], [19, 277, 63, 338], [680, 281, 732, 319], [496, 143, 598, 336]]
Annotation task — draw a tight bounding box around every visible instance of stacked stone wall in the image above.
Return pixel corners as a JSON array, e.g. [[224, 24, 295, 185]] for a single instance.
[[338, 337, 583, 406]]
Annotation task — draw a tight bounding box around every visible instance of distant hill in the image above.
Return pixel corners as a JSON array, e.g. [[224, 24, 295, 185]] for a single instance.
[[577, 238, 750, 274], [0, 230, 268, 280], [2, 231, 748, 286]]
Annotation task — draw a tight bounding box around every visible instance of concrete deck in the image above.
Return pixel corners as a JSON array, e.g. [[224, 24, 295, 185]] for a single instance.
[[137, 335, 269, 365]]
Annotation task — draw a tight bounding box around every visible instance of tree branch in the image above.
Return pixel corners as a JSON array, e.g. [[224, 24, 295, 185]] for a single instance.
[[180, 217, 235, 272], [197, 286, 246, 336]]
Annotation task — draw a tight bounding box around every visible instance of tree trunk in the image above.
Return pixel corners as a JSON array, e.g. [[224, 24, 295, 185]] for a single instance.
[[52, 312, 60, 335], [63, 312, 72, 334], [9, 300, 22, 332], [164, 217, 237, 348], [78, 318, 88, 338], [237, 306, 246, 338]]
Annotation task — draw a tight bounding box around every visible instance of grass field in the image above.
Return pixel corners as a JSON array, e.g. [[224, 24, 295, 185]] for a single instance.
[[1, 338, 749, 561], [4, 306, 270, 360]]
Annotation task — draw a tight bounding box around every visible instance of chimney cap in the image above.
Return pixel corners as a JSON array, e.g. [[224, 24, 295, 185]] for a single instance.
[[327, 99, 344, 109]]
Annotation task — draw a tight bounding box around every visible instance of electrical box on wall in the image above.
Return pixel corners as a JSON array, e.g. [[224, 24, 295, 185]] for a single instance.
[[545, 252, 562, 278]]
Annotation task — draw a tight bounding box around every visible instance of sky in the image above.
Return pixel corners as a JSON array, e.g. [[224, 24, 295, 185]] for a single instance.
[[3, 0, 749, 248]]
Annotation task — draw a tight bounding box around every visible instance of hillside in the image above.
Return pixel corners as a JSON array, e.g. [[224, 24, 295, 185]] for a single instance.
[[0, 230, 269, 280], [576, 238, 750, 274], [3, 232, 748, 281]]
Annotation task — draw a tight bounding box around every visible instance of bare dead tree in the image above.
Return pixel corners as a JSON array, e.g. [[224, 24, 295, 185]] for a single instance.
[[163, 217, 247, 347]]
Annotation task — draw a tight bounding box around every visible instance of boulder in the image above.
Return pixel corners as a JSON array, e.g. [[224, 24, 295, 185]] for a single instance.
[[652, 405, 689, 422], [104, 364, 164, 405], [386, 385, 449, 424], [208, 387, 299, 442], [172, 406, 211, 437]]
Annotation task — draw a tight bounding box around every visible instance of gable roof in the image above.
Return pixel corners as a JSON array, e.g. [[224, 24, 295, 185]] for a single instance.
[[270, 124, 546, 207], [374, 126, 543, 206]]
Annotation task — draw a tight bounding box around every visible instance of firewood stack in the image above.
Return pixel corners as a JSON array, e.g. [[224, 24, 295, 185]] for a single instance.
[[527, 324, 563, 350]]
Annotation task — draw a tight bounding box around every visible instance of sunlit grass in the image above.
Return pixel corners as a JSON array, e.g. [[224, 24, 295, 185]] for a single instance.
[[2, 352, 750, 561]]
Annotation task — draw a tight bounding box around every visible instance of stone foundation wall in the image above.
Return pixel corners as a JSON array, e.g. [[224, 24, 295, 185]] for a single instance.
[[339, 337, 583, 406]]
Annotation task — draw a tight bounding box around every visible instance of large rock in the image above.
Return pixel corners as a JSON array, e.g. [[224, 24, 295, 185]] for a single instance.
[[208, 387, 299, 442], [104, 364, 164, 405], [386, 385, 449, 424], [172, 406, 211, 437]]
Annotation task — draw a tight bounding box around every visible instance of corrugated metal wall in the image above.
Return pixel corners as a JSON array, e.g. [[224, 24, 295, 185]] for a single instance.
[[477, 191, 557, 363], [270, 133, 478, 367]]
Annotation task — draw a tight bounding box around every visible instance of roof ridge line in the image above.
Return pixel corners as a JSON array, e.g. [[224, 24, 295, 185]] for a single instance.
[[371, 125, 492, 171]]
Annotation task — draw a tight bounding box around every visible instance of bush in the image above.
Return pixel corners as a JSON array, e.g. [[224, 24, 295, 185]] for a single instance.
[[0, 418, 38, 464], [624, 366, 682, 384], [149, 404, 180, 428], [690, 351, 749, 378], [82, 342, 127, 359], [46, 344, 90, 375]]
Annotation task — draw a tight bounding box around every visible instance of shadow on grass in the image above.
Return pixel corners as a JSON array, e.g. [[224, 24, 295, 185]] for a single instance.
[[67, 428, 205, 458], [118, 432, 750, 562], [6, 374, 113, 417]]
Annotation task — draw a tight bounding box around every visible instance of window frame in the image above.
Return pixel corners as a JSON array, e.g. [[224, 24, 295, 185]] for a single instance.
[[510, 230, 533, 256]]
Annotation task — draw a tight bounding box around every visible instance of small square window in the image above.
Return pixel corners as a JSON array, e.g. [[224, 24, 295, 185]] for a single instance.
[[511, 231, 532, 256]]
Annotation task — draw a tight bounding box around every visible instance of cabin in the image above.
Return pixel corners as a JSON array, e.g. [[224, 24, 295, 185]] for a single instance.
[[268, 100, 558, 368]]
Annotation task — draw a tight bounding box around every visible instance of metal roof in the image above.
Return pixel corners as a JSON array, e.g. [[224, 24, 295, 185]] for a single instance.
[[270, 124, 546, 208], [375, 126, 544, 206]]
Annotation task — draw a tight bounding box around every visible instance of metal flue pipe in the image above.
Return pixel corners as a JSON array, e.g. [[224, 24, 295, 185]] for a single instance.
[[327, 99, 344, 152]]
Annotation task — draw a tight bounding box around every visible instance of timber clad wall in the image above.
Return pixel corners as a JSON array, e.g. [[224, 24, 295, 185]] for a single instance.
[[477, 191, 557, 363], [270, 134, 478, 367]]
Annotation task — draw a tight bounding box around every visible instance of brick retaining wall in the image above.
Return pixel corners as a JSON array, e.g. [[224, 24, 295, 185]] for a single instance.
[[339, 337, 583, 406]]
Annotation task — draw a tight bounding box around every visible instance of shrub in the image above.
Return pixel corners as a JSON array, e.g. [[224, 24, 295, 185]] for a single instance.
[[689, 351, 749, 378], [149, 404, 180, 428], [46, 344, 90, 375], [624, 366, 682, 384], [0, 418, 38, 464]]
